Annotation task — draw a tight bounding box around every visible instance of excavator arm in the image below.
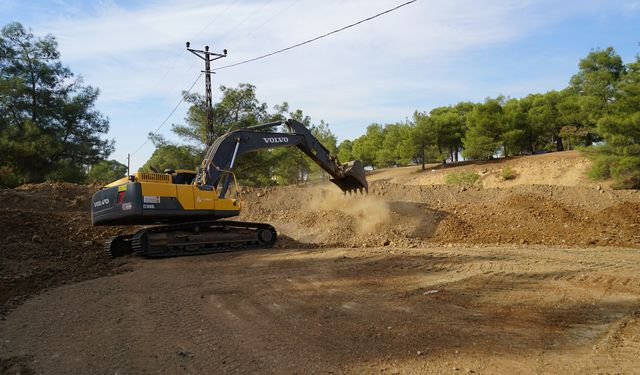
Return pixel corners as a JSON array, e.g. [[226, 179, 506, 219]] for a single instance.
[[198, 119, 368, 197]]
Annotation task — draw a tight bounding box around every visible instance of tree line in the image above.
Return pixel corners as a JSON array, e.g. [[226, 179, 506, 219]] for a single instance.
[[1, 21, 638, 188], [338, 47, 639, 190], [340, 47, 640, 188]]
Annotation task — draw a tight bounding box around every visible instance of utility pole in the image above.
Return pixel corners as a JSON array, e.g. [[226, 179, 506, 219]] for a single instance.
[[186, 42, 227, 147]]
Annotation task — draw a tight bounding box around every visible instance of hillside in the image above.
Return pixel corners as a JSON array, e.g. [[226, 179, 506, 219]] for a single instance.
[[238, 150, 640, 249], [367, 150, 595, 188]]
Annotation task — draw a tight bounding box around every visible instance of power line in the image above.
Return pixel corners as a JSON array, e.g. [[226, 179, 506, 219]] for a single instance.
[[214, 0, 275, 45], [128, 0, 417, 158], [249, 0, 301, 36], [227, 0, 301, 45], [213, 0, 418, 71], [131, 72, 203, 156], [196, 0, 243, 37], [145, 1, 240, 98], [127, 1, 243, 159]]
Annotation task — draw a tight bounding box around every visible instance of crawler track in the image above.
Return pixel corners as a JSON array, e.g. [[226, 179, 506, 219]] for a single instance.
[[105, 221, 277, 257]]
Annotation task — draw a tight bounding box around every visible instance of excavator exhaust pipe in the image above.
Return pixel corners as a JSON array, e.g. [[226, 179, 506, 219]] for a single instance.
[[330, 160, 368, 194]]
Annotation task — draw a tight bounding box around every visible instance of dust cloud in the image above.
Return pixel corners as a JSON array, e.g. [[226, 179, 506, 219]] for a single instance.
[[307, 187, 391, 234]]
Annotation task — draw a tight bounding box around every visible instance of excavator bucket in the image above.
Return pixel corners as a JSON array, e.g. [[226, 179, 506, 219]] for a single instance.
[[330, 160, 368, 194]]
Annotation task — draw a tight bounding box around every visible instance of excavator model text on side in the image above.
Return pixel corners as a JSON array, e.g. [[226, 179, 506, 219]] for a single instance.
[[91, 119, 368, 257]]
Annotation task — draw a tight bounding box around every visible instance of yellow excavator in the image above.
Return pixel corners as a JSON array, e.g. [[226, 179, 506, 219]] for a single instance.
[[91, 119, 367, 257]]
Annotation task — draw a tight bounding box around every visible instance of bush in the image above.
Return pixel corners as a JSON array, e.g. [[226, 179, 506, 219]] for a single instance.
[[586, 113, 640, 189], [501, 166, 517, 180], [444, 171, 480, 185], [589, 149, 640, 189], [0, 166, 22, 188]]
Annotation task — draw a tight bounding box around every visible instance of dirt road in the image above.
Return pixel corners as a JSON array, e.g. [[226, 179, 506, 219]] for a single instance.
[[2, 245, 640, 374]]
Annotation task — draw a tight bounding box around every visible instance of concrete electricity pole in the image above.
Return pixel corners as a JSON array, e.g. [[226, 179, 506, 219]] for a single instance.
[[186, 42, 227, 147]]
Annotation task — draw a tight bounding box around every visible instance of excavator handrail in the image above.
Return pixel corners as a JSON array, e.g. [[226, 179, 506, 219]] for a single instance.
[[216, 168, 241, 198]]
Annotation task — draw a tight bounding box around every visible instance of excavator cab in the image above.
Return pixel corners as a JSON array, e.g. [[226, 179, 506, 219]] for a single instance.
[[163, 169, 197, 185]]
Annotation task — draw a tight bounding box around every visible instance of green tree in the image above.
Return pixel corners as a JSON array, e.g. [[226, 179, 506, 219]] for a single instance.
[[173, 83, 269, 143], [414, 110, 450, 165], [88, 159, 128, 184], [337, 139, 354, 163], [375, 123, 414, 167], [613, 57, 640, 113], [139, 134, 202, 173], [570, 47, 623, 104], [565, 47, 624, 145], [351, 124, 384, 168], [270, 108, 312, 185], [462, 97, 505, 160], [428, 104, 469, 163], [412, 111, 434, 169], [527, 91, 565, 151], [141, 146, 202, 173], [0, 22, 113, 186], [502, 98, 532, 156], [170, 83, 278, 186], [588, 57, 640, 189], [396, 125, 419, 165], [588, 113, 640, 188]]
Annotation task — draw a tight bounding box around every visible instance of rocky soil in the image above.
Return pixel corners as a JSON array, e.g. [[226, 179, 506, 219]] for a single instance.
[[0, 182, 127, 314]]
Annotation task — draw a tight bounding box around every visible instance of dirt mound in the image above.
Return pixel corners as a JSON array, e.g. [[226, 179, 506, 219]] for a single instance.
[[433, 192, 640, 247], [239, 180, 640, 249], [0, 182, 125, 314], [236, 151, 639, 249], [238, 185, 429, 248]]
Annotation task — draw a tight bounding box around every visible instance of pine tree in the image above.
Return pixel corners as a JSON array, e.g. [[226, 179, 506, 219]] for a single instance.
[[0, 22, 113, 186]]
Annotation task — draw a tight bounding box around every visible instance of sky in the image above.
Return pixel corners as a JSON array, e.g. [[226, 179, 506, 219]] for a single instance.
[[1, 0, 640, 171]]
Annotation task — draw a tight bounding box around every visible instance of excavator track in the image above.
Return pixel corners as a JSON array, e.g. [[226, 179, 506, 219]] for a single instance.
[[104, 234, 135, 258], [105, 221, 277, 258]]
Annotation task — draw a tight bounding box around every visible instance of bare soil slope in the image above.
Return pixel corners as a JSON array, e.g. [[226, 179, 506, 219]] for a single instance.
[[367, 150, 596, 188], [0, 183, 126, 314], [238, 180, 640, 249]]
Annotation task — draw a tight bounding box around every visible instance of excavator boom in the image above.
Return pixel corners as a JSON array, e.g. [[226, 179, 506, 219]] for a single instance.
[[200, 119, 368, 196]]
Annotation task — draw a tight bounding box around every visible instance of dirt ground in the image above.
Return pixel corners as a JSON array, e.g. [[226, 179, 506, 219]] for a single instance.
[[2, 151, 640, 374]]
